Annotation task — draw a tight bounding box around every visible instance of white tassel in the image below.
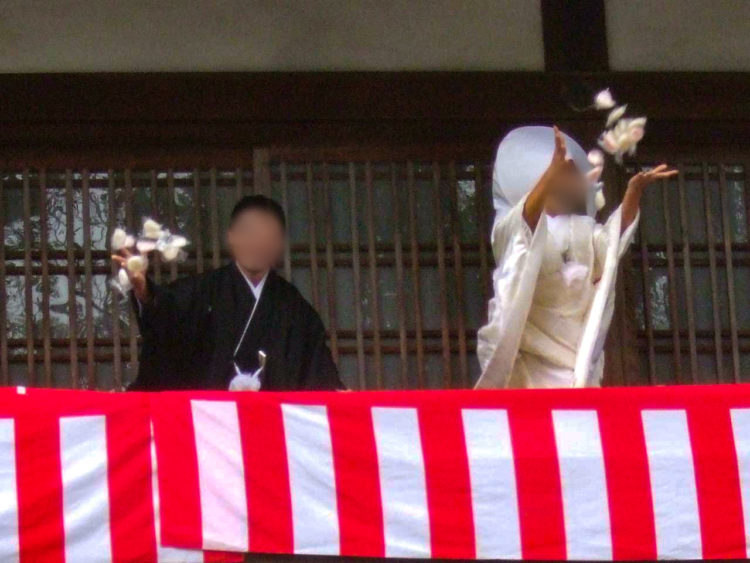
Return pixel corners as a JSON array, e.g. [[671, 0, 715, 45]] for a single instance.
[[228, 370, 262, 391]]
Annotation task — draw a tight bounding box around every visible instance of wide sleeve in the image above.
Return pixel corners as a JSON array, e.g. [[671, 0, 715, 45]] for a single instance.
[[127, 275, 202, 390], [593, 205, 640, 263], [476, 196, 548, 387], [490, 195, 536, 264], [574, 206, 639, 387], [132, 276, 202, 335]]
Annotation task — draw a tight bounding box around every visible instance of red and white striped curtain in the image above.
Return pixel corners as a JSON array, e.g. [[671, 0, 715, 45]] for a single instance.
[[3, 385, 750, 560], [0, 387, 235, 563]]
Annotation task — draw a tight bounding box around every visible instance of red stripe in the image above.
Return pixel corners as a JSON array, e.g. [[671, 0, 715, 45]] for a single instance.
[[152, 394, 203, 549], [419, 405, 475, 559], [15, 413, 65, 563], [328, 400, 384, 557], [688, 403, 746, 559], [598, 402, 657, 560], [239, 398, 293, 554], [106, 397, 157, 563], [508, 405, 566, 560], [204, 550, 243, 562]]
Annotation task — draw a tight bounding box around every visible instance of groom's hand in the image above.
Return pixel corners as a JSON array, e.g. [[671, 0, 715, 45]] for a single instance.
[[111, 249, 150, 303]]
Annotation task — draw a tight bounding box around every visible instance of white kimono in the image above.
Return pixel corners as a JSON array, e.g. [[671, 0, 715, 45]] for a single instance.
[[475, 197, 638, 389]]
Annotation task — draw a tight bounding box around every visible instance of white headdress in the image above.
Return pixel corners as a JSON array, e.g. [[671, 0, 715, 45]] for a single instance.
[[492, 126, 596, 222]]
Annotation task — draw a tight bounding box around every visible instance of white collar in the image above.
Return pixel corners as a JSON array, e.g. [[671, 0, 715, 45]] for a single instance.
[[236, 264, 268, 301]]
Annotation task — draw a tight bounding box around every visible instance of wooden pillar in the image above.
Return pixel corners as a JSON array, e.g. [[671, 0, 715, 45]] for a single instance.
[[541, 0, 609, 72]]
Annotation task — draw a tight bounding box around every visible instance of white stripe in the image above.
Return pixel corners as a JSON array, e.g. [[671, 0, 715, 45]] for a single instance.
[[371, 407, 430, 558], [191, 400, 249, 551], [461, 409, 520, 559], [641, 409, 702, 559], [60, 415, 113, 563], [0, 419, 19, 563], [552, 410, 612, 560], [281, 404, 340, 555], [150, 425, 204, 563], [730, 408, 750, 558]]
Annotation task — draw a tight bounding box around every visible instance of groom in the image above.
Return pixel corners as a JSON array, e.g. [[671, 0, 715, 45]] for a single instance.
[[114, 195, 343, 391]]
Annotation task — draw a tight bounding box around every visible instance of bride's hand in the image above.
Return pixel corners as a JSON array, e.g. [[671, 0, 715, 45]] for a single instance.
[[627, 164, 678, 192]]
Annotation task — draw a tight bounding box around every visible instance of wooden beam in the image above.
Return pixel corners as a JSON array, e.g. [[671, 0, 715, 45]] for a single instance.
[[1, 72, 748, 122], [542, 0, 609, 71], [0, 72, 746, 153]]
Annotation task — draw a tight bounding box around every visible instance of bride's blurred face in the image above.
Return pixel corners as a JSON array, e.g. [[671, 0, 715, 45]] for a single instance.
[[545, 167, 588, 216]]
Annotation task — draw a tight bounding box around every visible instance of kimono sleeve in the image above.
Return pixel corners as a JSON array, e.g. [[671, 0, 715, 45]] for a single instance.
[[131, 276, 202, 343], [593, 205, 640, 263], [127, 275, 203, 390], [575, 207, 640, 387], [476, 196, 547, 383], [490, 195, 535, 263]]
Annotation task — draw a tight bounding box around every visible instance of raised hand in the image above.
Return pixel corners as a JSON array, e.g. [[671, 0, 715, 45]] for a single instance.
[[627, 164, 678, 192], [111, 248, 150, 303], [523, 126, 576, 230], [550, 126, 568, 168], [621, 164, 679, 233]]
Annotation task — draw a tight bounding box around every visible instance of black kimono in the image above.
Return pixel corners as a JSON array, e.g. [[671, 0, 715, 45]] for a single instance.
[[128, 264, 343, 391]]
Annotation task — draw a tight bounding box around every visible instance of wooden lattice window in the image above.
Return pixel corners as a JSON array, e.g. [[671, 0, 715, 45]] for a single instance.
[[267, 155, 494, 390], [0, 168, 254, 389], [625, 159, 750, 384]]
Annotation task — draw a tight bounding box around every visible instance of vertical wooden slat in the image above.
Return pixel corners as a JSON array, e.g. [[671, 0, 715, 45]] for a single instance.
[[407, 161, 425, 388], [166, 169, 178, 281], [676, 166, 699, 381], [638, 230, 656, 385], [432, 163, 452, 388], [235, 167, 244, 199], [702, 163, 724, 382], [474, 164, 491, 310], [192, 169, 205, 274], [391, 163, 409, 388], [348, 163, 366, 389], [124, 169, 139, 380], [660, 178, 682, 382], [321, 163, 339, 364], [718, 163, 741, 382], [364, 162, 383, 389], [107, 170, 122, 390], [253, 149, 271, 196], [22, 171, 35, 384], [64, 170, 78, 388], [39, 171, 52, 386], [81, 171, 96, 388], [0, 177, 7, 384], [209, 168, 221, 269], [448, 162, 469, 388], [149, 170, 162, 284], [279, 163, 292, 281], [612, 270, 630, 385], [305, 163, 320, 311]]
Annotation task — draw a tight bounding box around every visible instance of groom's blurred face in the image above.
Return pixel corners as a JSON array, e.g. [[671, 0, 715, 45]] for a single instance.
[[226, 209, 285, 274], [545, 167, 588, 216]]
